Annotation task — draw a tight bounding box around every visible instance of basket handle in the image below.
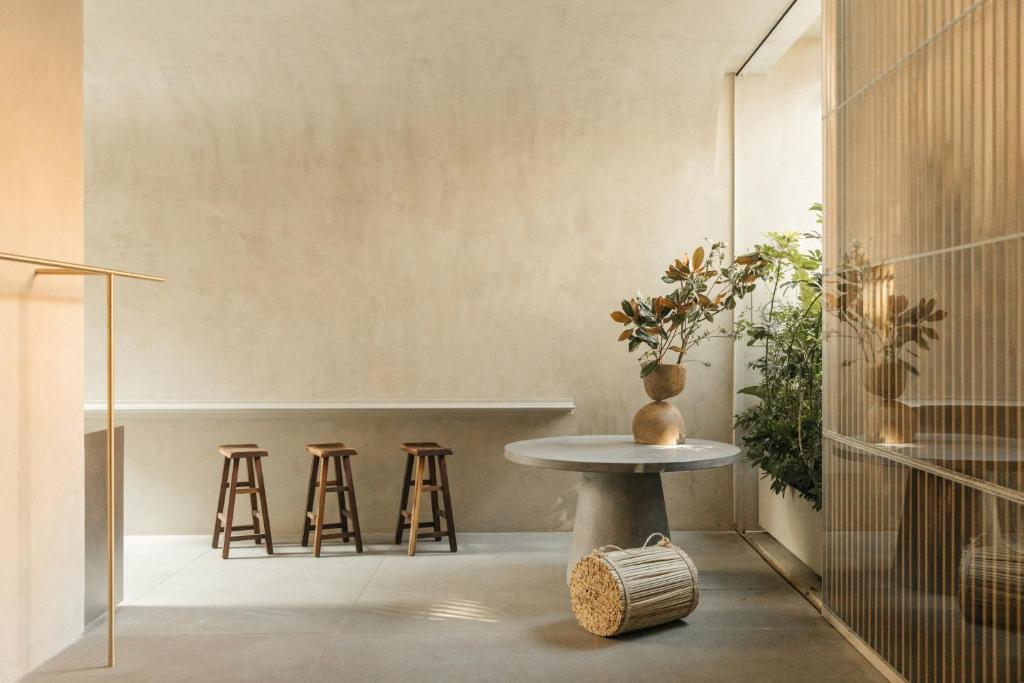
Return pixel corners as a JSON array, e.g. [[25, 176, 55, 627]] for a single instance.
[[596, 532, 670, 556]]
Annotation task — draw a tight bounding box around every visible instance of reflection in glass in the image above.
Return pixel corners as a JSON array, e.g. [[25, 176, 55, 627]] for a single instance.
[[823, 0, 1023, 679], [827, 242, 948, 444]]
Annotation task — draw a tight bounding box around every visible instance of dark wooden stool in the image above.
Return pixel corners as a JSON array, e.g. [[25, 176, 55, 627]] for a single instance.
[[301, 443, 363, 556], [212, 444, 273, 559], [394, 442, 457, 555]]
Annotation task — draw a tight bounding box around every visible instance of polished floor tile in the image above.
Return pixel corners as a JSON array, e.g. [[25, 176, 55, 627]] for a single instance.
[[122, 535, 212, 604], [29, 532, 884, 682], [30, 632, 331, 682]]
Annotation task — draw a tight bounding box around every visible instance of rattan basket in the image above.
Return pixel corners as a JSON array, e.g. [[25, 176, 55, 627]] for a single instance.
[[959, 543, 1024, 629], [569, 533, 699, 637]]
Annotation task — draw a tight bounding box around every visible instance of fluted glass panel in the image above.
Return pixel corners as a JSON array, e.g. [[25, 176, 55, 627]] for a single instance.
[[824, 0, 1023, 680], [825, 443, 1022, 681]]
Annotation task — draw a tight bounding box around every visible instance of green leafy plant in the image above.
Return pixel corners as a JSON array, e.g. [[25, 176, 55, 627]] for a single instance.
[[611, 241, 769, 377], [734, 209, 823, 509]]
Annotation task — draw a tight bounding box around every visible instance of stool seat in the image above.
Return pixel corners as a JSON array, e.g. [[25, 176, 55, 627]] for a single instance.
[[400, 442, 453, 457], [306, 443, 357, 457], [219, 445, 269, 458]]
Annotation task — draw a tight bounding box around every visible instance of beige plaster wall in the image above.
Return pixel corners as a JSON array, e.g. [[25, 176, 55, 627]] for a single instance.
[[0, 1, 84, 679], [84, 1, 789, 534], [733, 39, 822, 568]]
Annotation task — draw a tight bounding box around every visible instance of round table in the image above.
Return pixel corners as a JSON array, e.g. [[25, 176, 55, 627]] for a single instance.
[[504, 435, 741, 578]]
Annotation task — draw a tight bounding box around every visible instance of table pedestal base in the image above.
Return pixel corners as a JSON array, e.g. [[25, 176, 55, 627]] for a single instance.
[[568, 472, 669, 580]]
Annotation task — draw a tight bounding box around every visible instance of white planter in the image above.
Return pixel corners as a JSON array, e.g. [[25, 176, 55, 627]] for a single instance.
[[758, 475, 822, 575]]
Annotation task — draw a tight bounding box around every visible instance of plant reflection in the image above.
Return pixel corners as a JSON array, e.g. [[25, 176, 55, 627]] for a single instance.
[[826, 241, 948, 443]]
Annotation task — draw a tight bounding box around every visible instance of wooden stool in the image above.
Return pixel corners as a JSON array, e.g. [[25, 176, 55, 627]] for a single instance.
[[394, 442, 457, 555], [212, 444, 273, 559], [301, 443, 363, 556]]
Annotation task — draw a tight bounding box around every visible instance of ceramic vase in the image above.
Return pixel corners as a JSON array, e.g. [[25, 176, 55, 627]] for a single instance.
[[863, 360, 916, 444], [632, 364, 686, 445]]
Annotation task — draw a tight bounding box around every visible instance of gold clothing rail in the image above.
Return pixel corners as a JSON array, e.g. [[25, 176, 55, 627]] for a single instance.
[[0, 251, 163, 668]]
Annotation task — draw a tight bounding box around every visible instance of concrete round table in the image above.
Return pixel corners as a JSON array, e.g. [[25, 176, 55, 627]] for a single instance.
[[504, 435, 740, 578]]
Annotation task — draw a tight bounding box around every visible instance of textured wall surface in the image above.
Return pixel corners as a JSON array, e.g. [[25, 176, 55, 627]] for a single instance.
[[0, 1, 84, 679], [84, 0, 789, 533]]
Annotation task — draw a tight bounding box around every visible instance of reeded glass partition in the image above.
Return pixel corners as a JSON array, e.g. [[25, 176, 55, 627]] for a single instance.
[[823, 1, 1022, 680]]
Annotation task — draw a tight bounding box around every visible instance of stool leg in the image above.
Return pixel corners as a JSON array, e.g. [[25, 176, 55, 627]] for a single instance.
[[253, 456, 273, 554], [428, 456, 442, 541], [438, 454, 457, 552], [407, 456, 426, 556], [394, 453, 414, 545], [212, 457, 230, 548], [301, 456, 318, 547], [313, 456, 330, 557], [332, 455, 351, 543], [222, 458, 241, 559], [246, 457, 262, 545], [342, 454, 363, 553]]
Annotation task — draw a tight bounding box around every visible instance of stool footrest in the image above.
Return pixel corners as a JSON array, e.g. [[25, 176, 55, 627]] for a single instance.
[[306, 514, 351, 524], [227, 533, 268, 542], [322, 485, 351, 493], [218, 515, 265, 528], [414, 531, 451, 540], [399, 517, 444, 528], [223, 481, 255, 488]]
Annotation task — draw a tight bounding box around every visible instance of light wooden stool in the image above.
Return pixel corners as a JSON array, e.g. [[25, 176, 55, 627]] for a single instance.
[[393, 442, 457, 555], [301, 443, 363, 556], [212, 444, 273, 559]]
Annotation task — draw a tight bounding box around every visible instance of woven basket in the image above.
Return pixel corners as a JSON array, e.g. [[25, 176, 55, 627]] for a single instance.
[[569, 534, 699, 637], [959, 543, 1024, 629]]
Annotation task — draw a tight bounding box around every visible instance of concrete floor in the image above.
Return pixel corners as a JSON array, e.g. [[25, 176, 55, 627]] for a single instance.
[[29, 532, 882, 682]]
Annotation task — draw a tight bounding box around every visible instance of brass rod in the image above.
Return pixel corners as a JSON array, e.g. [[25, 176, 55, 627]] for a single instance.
[[0, 251, 164, 282], [106, 273, 115, 668], [35, 268, 96, 276], [1, 252, 160, 670]]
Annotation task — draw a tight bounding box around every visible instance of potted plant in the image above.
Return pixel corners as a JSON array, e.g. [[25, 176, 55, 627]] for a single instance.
[[735, 225, 823, 510], [825, 241, 947, 443], [613, 241, 767, 445]]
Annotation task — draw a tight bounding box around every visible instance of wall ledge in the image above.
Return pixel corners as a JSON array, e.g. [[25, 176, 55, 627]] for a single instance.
[[83, 399, 576, 414]]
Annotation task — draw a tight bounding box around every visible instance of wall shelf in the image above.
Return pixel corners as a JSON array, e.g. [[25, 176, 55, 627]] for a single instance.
[[83, 398, 576, 415]]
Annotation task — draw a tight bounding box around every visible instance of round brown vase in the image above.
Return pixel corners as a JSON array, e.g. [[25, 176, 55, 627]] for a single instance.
[[633, 365, 686, 445], [863, 360, 916, 444], [863, 360, 908, 400]]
